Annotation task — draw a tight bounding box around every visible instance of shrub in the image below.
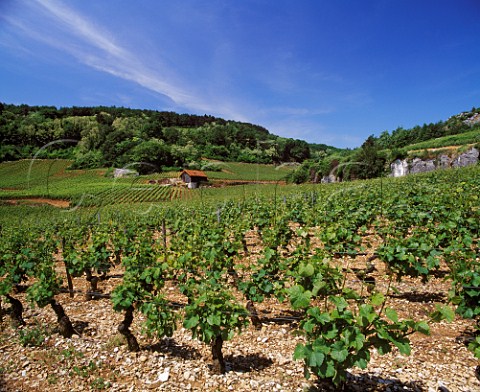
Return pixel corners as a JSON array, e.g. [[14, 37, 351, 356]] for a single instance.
[[18, 325, 46, 347]]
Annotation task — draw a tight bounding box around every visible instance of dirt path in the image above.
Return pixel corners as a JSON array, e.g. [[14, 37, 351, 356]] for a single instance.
[[4, 198, 70, 208]]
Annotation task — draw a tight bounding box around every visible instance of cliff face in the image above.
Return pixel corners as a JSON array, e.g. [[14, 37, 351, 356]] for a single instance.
[[391, 147, 479, 177]]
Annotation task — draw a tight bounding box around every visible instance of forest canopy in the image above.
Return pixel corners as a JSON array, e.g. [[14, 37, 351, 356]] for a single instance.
[[0, 103, 316, 171], [2, 102, 477, 179]]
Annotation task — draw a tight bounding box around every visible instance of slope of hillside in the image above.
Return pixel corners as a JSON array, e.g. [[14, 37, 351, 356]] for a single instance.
[[0, 103, 321, 170], [0, 158, 296, 208], [403, 129, 480, 152]]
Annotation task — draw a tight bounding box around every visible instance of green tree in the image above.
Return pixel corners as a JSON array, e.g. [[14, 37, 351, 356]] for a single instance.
[[100, 128, 135, 165], [349, 135, 386, 179], [129, 140, 174, 173], [279, 138, 311, 162]]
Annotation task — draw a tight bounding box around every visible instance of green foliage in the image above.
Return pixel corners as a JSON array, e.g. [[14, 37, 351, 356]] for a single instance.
[[0, 228, 37, 296], [468, 333, 480, 360], [18, 325, 47, 347], [111, 280, 144, 312], [294, 294, 434, 386], [128, 139, 175, 173], [111, 227, 177, 341], [286, 165, 309, 184], [139, 295, 177, 339], [346, 135, 386, 180], [69, 149, 105, 169], [376, 234, 442, 282], [286, 237, 344, 309], [22, 233, 62, 308], [0, 103, 321, 168], [446, 245, 480, 330], [238, 248, 282, 303], [183, 282, 249, 344]]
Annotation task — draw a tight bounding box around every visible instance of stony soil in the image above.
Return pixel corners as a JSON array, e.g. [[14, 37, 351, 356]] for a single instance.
[[1, 262, 479, 392]]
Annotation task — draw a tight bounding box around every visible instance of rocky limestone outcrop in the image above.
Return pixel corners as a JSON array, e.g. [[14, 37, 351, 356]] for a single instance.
[[390, 147, 478, 177], [462, 112, 480, 127], [437, 154, 452, 169], [409, 158, 436, 174], [391, 159, 409, 177], [452, 147, 479, 168]]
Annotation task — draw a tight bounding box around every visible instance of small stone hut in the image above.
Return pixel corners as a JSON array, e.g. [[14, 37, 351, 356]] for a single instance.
[[179, 169, 208, 188]]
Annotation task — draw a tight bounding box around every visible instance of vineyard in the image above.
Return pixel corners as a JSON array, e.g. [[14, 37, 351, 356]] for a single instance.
[[0, 165, 479, 391], [0, 160, 295, 209], [0, 160, 188, 206]]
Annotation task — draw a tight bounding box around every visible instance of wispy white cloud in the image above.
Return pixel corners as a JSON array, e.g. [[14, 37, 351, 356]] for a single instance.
[[34, 0, 203, 110], [37, 0, 127, 58], [2, 0, 246, 118], [1, 0, 359, 146]]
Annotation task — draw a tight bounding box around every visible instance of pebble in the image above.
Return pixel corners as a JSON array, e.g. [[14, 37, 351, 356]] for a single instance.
[[158, 368, 170, 382], [2, 273, 480, 392], [277, 355, 291, 365]]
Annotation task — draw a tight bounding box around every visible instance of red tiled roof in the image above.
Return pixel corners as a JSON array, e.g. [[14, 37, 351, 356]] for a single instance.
[[180, 169, 208, 178]]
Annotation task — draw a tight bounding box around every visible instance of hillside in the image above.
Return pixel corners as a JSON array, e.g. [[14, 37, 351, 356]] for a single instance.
[[373, 107, 480, 150], [0, 159, 297, 207], [0, 103, 324, 172], [402, 128, 480, 153], [285, 107, 480, 183], [2, 102, 479, 184]]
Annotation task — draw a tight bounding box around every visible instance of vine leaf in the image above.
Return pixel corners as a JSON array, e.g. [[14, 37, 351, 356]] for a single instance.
[[288, 285, 312, 309], [184, 315, 199, 329], [385, 307, 398, 323]]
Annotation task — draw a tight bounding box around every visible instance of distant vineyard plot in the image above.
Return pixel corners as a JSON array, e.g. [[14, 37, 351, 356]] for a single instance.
[[0, 159, 124, 203], [405, 128, 480, 152], [154, 161, 296, 182], [205, 161, 295, 181], [0, 159, 294, 207]]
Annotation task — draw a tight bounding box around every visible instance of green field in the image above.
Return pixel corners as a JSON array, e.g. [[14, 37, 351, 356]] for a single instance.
[[404, 128, 480, 152], [150, 161, 295, 182], [203, 161, 295, 181], [0, 159, 295, 207], [0, 159, 131, 202]]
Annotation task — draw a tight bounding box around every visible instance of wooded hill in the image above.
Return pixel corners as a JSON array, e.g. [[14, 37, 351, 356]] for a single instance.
[[0, 103, 337, 173], [287, 106, 480, 183], [1, 102, 478, 180]]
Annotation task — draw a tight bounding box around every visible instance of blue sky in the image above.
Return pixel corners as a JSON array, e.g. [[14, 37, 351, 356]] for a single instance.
[[1, 0, 480, 148]]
